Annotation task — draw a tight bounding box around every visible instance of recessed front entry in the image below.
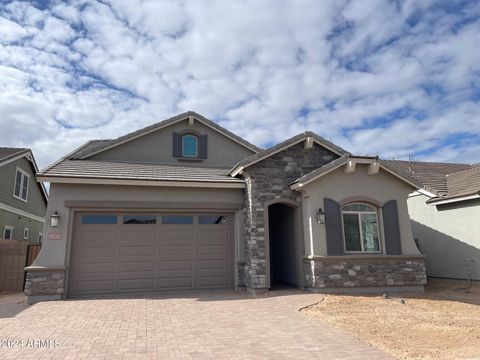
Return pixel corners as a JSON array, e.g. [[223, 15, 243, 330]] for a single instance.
[[267, 203, 301, 288], [68, 212, 234, 297]]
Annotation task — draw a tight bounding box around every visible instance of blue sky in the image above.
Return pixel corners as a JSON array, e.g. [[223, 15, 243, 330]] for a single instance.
[[0, 0, 479, 168]]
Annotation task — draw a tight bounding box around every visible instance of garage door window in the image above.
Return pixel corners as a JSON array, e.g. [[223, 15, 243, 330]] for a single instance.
[[162, 215, 193, 224], [82, 215, 117, 224], [123, 215, 156, 224], [198, 215, 228, 224]]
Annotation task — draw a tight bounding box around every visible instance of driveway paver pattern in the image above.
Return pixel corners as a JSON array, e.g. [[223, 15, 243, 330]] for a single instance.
[[0, 290, 394, 359]]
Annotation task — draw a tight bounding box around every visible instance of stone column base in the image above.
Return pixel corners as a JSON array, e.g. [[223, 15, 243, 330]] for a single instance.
[[24, 266, 66, 304]]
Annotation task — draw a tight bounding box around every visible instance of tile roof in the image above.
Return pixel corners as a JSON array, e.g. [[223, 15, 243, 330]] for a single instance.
[[290, 155, 350, 186], [432, 164, 480, 202], [38, 160, 244, 184], [71, 111, 261, 159], [228, 132, 350, 175], [382, 160, 471, 196], [0, 147, 29, 163]]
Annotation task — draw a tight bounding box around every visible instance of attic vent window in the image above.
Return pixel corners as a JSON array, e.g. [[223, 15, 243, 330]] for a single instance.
[[182, 134, 198, 157], [173, 132, 208, 160]]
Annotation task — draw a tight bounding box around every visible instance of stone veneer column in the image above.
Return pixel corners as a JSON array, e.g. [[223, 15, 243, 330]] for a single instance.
[[24, 266, 66, 304], [240, 143, 338, 292]]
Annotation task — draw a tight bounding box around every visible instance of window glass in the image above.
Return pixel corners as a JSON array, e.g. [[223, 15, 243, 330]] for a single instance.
[[342, 202, 380, 253], [198, 215, 228, 225], [182, 134, 198, 157], [14, 171, 22, 197], [38, 233, 43, 244], [82, 215, 117, 225], [162, 215, 193, 225], [23, 228, 29, 240], [4, 227, 12, 240], [21, 175, 29, 200], [343, 214, 362, 251], [361, 213, 380, 251], [123, 215, 157, 224], [343, 203, 376, 212]]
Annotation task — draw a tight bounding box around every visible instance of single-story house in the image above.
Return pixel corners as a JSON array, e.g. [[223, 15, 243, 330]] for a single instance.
[[25, 111, 426, 303], [386, 160, 480, 281], [0, 147, 48, 243]]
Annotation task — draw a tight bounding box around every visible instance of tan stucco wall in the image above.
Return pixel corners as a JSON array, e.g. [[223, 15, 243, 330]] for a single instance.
[[33, 183, 245, 268], [90, 118, 255, 167], [408, 194, 480, 280], [299, 165, 420, 256]]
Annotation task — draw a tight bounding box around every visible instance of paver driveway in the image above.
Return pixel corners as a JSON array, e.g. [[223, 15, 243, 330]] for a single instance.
[[0, 289, 393, 359]]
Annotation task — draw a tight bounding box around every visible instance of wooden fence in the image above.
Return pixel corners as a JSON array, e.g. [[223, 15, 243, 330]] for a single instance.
[[0, 240, 42, 292]]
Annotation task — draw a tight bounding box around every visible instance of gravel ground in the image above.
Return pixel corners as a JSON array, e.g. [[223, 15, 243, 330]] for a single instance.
[[303, 279, 480, 360]]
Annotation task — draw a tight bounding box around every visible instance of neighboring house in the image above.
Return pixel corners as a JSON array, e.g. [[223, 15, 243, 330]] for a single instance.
[[25, 111, 426, 304], [0, 148, 48, 244], [385, 160, 480, 281]]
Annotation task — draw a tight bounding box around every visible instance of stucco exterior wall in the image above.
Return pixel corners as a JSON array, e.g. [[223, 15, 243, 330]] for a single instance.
[[408, 194, 480, 280], [33, 183, 245, 269], [90, 118, 255, 167], [300, 165, 420, 256]]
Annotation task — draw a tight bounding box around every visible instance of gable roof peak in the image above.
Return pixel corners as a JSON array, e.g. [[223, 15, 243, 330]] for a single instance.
[[72, 111, 261, 159], [228, 131, 350, 176]]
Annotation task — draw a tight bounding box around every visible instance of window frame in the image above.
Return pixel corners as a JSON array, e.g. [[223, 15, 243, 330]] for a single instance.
[[181, 134, 198, 158], [3, 225, 13, 240], [341, 202, 381, 254], [38, 232, 43, 244], [13, 167, 30, 202], [23, 227, 29, 240]]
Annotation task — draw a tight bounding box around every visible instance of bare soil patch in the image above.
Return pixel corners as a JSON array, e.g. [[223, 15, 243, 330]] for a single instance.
[[303, 279, 480, 359]]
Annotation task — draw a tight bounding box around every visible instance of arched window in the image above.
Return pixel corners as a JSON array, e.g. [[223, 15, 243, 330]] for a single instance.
[[342, 203, 380, 253], [182, 134, 198, 157]]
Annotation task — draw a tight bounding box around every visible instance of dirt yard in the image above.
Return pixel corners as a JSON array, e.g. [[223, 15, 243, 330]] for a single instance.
[[303, 279, 480, 359]]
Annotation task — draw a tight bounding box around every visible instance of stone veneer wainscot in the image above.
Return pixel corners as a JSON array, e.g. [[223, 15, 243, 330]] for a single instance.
[[304, 255, 427, 288]]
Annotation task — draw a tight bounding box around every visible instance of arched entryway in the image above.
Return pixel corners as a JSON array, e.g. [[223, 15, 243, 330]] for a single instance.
[[267, 202, 301, 289]]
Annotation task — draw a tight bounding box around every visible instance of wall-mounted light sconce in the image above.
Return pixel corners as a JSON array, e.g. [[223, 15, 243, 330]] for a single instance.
[[316, 208, 325, 224], [50, 211, 60, 227]]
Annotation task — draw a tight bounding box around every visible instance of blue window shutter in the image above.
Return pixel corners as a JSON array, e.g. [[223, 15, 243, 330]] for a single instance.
[[199, 135, 208, 159], [382, 200, 402, 255], [173, 132, 181, 157], [324, 198, 344, 255]]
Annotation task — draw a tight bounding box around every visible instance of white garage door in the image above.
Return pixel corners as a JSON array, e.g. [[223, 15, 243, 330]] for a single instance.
[[68, 212, 234, 297]]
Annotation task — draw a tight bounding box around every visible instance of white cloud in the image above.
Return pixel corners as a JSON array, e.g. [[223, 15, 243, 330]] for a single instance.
[[0, 0, 479, 170]]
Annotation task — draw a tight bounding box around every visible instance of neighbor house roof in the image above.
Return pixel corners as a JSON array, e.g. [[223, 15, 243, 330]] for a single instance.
[[382, 160, 471, 196], [71, 111, 261, 159], [0, 147, 48, 201], [37, 160, 245, 188], [290, 155, 422, 191], [0, 147, 29, 164], [228, 132, 350, 176]]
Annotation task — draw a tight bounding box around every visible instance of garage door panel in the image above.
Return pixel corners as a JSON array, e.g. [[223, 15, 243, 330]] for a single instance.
[[158, 277, 193, 289], [196, 276, 228, 287], [69, 212, 234, 296], [79, 231, 116, 242], [197, 245, 228, 255], [119, 262, 155, 272], [76, 279, 115, 291], [158, 245, 194, 255], [119, 246, 156, 256], [80, 246, 116, 257], [119, 278, 155, 290], [77, 263, 116, 273], [196, 259, 228, 270], [159, 260, 193, 270]]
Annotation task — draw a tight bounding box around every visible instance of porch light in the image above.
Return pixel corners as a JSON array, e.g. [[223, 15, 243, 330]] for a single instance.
[[316, 208, 325, 224], [50, 211, 60, 227]]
